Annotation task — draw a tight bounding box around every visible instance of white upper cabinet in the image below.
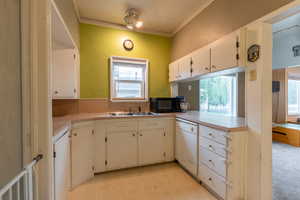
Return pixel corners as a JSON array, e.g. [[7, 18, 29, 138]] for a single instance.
[[210, 30, 245, 72], [191, 46, 211, 76], [169, 28, 246, 82], [51, 4, 80, 99], [178, 56, 192, 80], [52, 49, 79, 99]]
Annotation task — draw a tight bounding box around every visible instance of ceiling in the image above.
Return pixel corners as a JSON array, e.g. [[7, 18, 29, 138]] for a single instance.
[[74, 0, 214, 36], [273, 12, 300, 34]]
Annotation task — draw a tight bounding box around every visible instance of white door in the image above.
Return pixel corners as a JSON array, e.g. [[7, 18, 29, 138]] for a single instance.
[[138, 129, 165, 165], [94, 121, 106, 173], [54, 132, 70, 200], [71, 125, 94, 188], [52, 49, 77, 98], [106, 131, 138, 170], [211, 32, 239, 72], [191, 46, 211, 76], [178, 56, 191, 79]]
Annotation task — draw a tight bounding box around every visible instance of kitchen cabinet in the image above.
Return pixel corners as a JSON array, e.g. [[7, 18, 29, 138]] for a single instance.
[[198, 125, 247, 200], [178, 56, 192, 80], [94, 120, 106, 173], [191, 46, 211, 76], [54, 131, 70, 200], [169, 62, 177, 82], [175, 120, 198, 176], [52, 48, 79, 99], [71, 121, 95, 188], [106, 131, 138, 170], [210, 30, 245, 72], [138, 128, 165, 165]]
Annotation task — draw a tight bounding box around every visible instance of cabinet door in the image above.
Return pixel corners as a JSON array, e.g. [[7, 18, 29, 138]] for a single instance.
[[169, 62, 176, 82], [54, 131, 70, 200], [52, 49, 77, 99], [106, 131, 138, 170], [211, 32, 239, 72], [191, 46, 211, 76], [175, 129, 184, 162], [178, 56, 191, 79], [71, 125, 94, 188], [94, 120, 106, 173], [138, 128, 165, 165]]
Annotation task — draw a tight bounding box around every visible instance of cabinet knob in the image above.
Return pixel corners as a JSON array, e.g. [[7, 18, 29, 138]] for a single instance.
[[140, 134, 143, 136], [54, 91, 58, 94], [73, 133, 77, 136], [208, 178, 212, 181], [205, 67, 209, 70], [133, 134, 136, 137], [211, 65, 217, 69]]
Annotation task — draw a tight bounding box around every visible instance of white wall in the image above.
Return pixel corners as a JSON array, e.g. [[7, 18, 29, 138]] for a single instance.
[[0, 0, 22, 187], [273, 27, 300, 69]]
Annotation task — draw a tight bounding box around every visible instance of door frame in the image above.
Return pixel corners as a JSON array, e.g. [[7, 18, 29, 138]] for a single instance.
[[21, 0, 54, 200], [242, 1, 300, 199]]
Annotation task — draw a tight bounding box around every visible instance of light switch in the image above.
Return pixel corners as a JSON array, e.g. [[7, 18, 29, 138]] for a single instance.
[[188, 85, 192, 91], [249, 70, 257, 81]]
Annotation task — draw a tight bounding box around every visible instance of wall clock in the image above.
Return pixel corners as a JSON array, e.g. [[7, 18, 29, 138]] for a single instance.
[[123, 39, 134, 51]]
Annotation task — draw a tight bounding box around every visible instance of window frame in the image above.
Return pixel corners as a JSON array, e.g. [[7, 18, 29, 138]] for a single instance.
[[110, 56, 149, 102], [199, 74, 238, 116], [288, 79, 300, 115]]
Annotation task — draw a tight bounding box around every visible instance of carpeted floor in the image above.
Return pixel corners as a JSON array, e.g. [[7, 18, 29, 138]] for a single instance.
[[273, 141, 300, 200]]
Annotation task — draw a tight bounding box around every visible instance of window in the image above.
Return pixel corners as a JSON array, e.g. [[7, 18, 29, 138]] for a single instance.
[[200, 74, 237, 116], [110, 56, 148, 101], [288, 79, 300, 114]]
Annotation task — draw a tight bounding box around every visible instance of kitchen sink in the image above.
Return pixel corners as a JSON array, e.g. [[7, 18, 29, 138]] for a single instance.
[[109, 112, 158, 116]]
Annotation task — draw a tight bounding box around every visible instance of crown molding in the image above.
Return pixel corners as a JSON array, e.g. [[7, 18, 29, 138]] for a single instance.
[[72, 0, 81, 21], [172, 0, 215, 35], [80, 17, 173, 37]]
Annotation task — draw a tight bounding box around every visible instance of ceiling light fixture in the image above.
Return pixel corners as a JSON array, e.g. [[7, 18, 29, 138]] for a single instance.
[[124, 8, 143, 29]]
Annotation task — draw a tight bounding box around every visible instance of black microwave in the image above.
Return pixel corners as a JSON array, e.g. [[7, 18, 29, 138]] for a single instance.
[[150, 97, 185, 113]]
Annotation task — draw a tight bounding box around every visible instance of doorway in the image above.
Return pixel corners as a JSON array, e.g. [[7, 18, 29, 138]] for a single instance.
[[271, 12, 300, 200]]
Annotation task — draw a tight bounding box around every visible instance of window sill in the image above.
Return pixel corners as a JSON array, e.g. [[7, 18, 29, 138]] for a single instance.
[[110, 98, 149, 103]]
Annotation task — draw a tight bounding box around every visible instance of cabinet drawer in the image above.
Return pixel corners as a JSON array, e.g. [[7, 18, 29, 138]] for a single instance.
[[199, 125, 229, 145], [176, 120, 198, 135], [199, 136, 228, 158], [198, 163, 227, 199], [106, 120, 137, 132], [139, 119, 166, 130], [199, 147, 227, 178]]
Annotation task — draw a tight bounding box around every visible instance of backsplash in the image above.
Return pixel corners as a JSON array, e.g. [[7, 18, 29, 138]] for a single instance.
[[178, 80, 200, 110], [53, 99, 150, 117]]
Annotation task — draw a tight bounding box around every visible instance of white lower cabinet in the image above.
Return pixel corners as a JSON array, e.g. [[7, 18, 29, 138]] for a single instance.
[[106, 131, 138, 170], [138, 128, 165, 165], [71, 121, 95, 188], [175, 120, 198, 176], [93, 118, 174, 173], [198, 125, 247, 200], [54, 131, 70, 200]]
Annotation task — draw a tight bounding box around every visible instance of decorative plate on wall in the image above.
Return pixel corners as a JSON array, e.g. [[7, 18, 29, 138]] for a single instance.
[[247, 44, 260, 62], [123, 39, 134, 51]]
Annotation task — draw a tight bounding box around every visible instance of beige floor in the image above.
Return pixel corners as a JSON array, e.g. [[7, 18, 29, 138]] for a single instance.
[[69, 163, 217, 200]]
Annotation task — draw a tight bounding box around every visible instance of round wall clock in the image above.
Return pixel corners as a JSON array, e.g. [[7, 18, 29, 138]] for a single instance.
[[247, 44, 260, 62], [123, 39, 134, 51]]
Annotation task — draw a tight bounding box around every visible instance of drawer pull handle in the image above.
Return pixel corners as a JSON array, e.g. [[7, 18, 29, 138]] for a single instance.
[[208, 145, 216, 152]]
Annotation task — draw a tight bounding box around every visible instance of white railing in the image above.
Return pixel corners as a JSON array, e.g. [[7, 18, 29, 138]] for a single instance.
[[0, 155, 43, 200]]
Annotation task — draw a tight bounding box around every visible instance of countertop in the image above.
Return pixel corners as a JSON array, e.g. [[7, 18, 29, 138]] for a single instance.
[[53, 111, 247, 139], [176, 111, 247, 132]]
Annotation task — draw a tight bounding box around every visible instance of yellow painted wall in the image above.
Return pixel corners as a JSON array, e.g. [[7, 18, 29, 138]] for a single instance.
[[80, 23, 172, 98]]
